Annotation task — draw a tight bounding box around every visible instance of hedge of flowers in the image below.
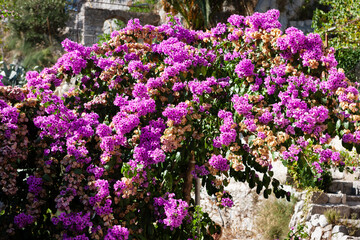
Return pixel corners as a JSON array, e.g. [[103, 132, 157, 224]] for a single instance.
[[1, 9, 359, 239]]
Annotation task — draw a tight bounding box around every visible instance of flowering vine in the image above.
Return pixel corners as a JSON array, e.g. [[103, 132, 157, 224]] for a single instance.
[[1, 9, 359, 239]]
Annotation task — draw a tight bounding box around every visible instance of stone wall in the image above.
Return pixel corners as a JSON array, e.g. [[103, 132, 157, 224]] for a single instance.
[[255, 0, 314, 33], [289, 171, 360, 240], [65, 0, 318, 46], [66, 0, 160, 46]]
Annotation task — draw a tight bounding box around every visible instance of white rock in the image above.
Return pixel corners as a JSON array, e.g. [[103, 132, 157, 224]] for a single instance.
[[331, 136, 346, 151], [311, 214, 320, 227], [332, 232, 345, 240], [323, 224, 332, 232], [319, 214, 329, 228], [294, 200, 304, 213], [311, 226, 323, 240], [305, 221, 313, 235], [332, 225, 348, 235], [322, 230, 331, 239], [271, 160, 288, 184]]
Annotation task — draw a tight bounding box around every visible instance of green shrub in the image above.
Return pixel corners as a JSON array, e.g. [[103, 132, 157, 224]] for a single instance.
[[0, 61, 26, 86]]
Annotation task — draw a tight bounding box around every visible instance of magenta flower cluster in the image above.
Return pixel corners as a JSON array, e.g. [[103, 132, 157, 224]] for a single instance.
[[213, 110, 237, 148], [154, 193, 189, 230], [162, 102, 190, 124], [191, 165, 210, 178], [209, 155, 229, 172], [51, 212, 93, 233], [235, 59, 254, 78], [104, 225, 129, 240], [14, 213, 34, 228], [26, 175, 43, 196], [221, 197, 234, 208]]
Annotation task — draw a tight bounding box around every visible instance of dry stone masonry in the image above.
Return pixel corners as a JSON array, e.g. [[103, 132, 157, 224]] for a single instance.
[[290, 174, 360, 240], [65, 0, 315, 46], [65, 0, 160, 46]]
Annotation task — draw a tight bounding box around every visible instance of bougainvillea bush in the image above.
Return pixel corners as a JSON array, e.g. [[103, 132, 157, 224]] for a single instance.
[[1, 9, 360, 239]]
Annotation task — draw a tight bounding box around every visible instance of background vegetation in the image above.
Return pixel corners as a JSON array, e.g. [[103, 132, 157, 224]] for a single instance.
[[312, 0, 360, 81]]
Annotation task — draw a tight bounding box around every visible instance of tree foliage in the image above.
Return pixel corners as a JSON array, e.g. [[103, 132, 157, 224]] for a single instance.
[[9, 0, 69, 44], [312, 0, 360, 49], [312, 0, 360, 81], [161, 0, 224, 30]]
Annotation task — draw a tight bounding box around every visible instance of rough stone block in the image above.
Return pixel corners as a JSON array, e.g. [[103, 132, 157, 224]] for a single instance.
[[305, 221, 313, 235], [318, 214, 328, 228], [329, 194, 344, 204], [309, 204, 350, 218], [344, 182, 356, 195], [311, 226, 323, 240], [322, 230, 331, 239], [311, 214, 320, 227], [329, 181, 344, 193], [305, 19, 313, 26], [332, 225, 348, 235], [332, 232, 345, 240], [311, 192, 329, 204]]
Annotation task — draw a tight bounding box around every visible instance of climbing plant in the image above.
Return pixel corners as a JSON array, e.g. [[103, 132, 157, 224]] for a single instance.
[[1, 9, 360, 239]]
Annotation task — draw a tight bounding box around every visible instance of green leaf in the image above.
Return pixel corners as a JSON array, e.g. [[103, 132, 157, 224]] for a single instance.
[[263, 175, 271, 188], [336, 119, 341, 130], [249, 175, 255, 188], [343, 141, 353, 151], [327, 121, 335, 133], [73, 169, 82, 174], [263, 189, 268, 199], [248, 135, 256, 146], [42, 174, 52, 182], [272, 179, 280, 188]]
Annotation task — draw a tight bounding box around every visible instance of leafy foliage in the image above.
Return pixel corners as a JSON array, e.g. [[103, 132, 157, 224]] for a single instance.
[[9, 0, 69, 44], [285, 223, 309, 240], [0, 0, 71, 70], [312, 0, 360, 81], [129, 0, 157, 13], [284, 140, 333, 190], [161, 0, 224, 30], [335, 48, 360, 82], [0, 61, 26, 86]]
